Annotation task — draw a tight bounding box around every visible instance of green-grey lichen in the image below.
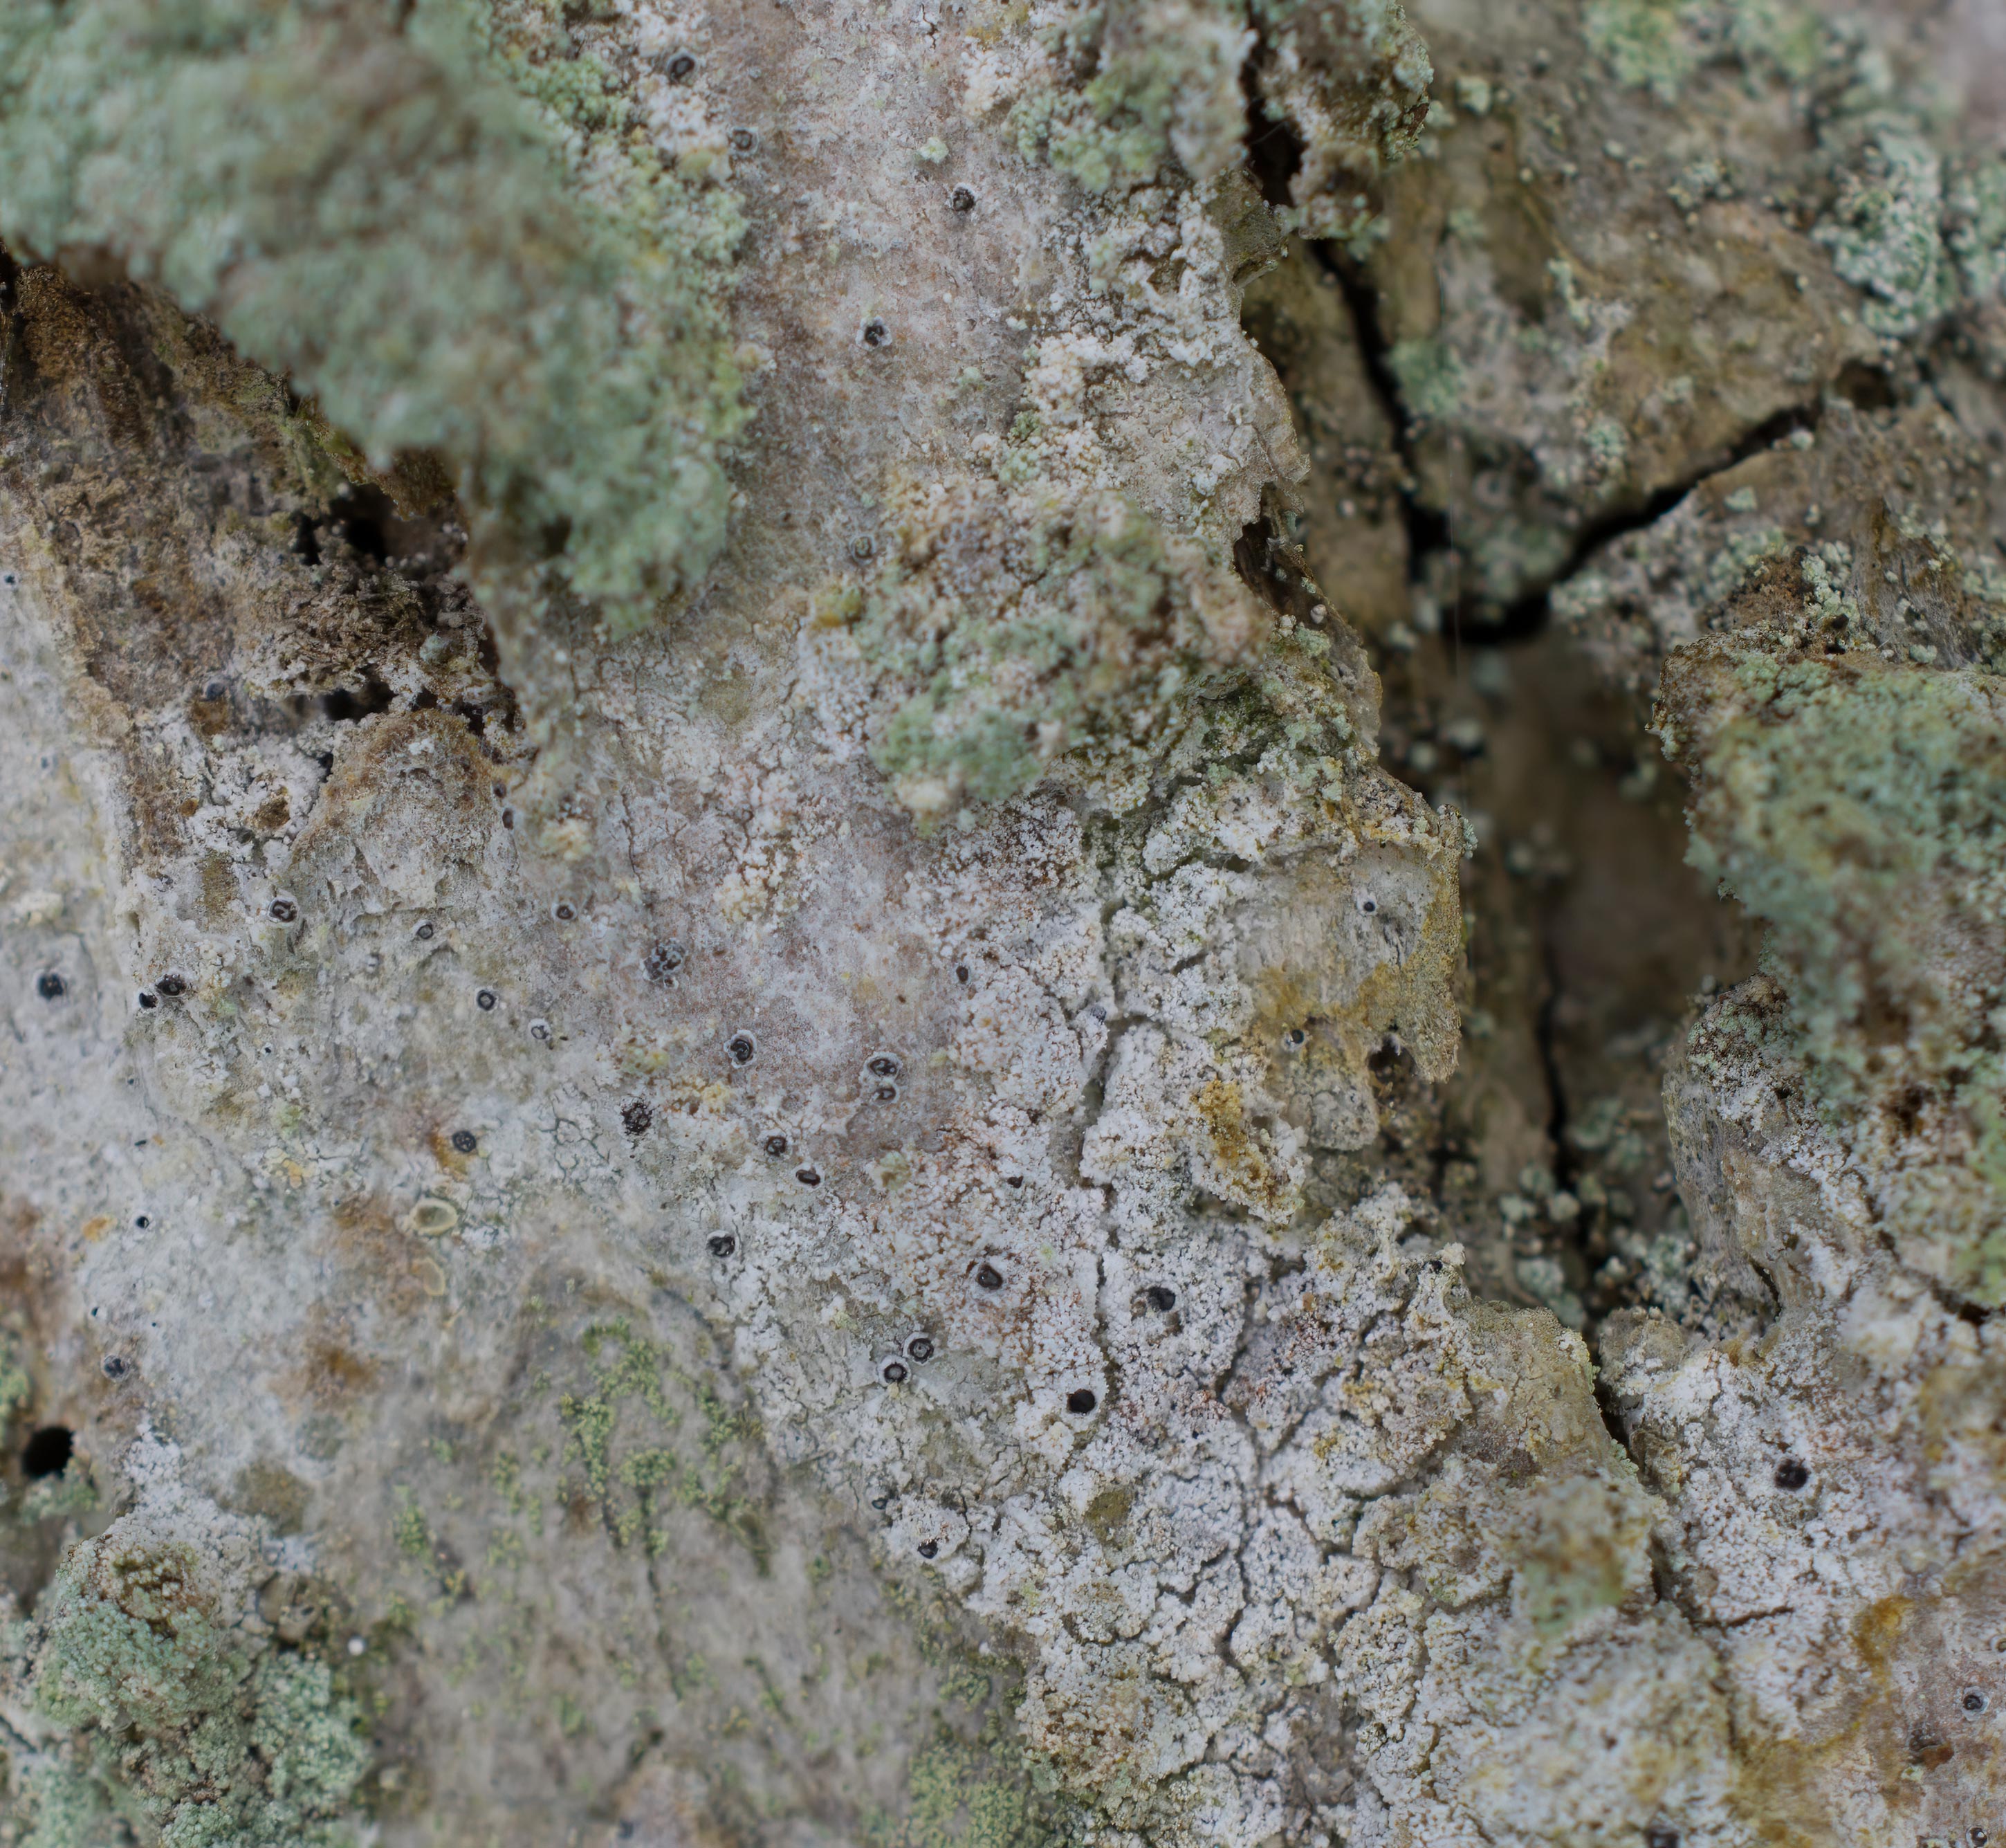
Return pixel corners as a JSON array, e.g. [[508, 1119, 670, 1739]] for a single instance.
[[0, 0, 747, 637], [1248, 0, 1433, 239], [1580, 0, 1827, 104], [1003, 0, 1429, 235], [1385, 336, 1466, 425], [6, 1497, 371, 1847], [868, 1733, 1054, 1848], [1009, 0, 1253, 194], [822, 473, 1269, 819], [1814, 114, 1959, 339], [1662, 636, 2006, 1294], [15, 1459, 99, 1528], [0, 1341, 29, 1431]]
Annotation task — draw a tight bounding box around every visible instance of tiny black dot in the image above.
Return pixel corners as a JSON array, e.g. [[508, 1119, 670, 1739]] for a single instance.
[[451, 1130, 478, 1154], [21, 1427, 73, 1479], [553, 901, 576, 922], [101, 1355, 129, 1380], [502, 809, 514, 829], [1774, 1458, 1810, 1492], [729, 127, 757, 152], [881, 1359, 909, 1385], [666, 51, 697, 79], [35, 971, 66, 1001], [708, 1233, 737, 1259], [268, 897, 297, 922], [975, 1263, 1004, 1290], [1144, 1285, 1176, 1313], [1973, 1828, 1991, 1845], [1644, 1829, 1680, 1848], [950, 185, 975, 212], [1287, 1027, 1305, 1045], [1965, 1690, 1989, 1714], [867, 1055, 900, 1078], [728, 1032, 756, 1065], [529, 1020, 552, 1042], [764, 1135, 789, 1157], [156, 974, 187, 998], [917, 1539, 939, 1558], [1065, 1388, 1097, 1416], [1005, 1175, 1023, 1189], [414, 921, 435, 940], [477, 989, 499, 1011], [875, 1084, 899, 1102], [645, 940, 685, 982], [795, 1167, 822, 1187], [870, 1494, 890, 1511], [138, 991, 158, 1009], [862, 318, 889, 347], [623, 1099, 653, 1137], [134, 1215, 149, 1229], [955, 964, 970, 982], [906, 1335, 935, 1362]]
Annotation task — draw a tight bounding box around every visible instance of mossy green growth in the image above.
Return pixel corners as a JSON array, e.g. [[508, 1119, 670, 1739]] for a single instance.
[[0, 0, 747, 637], [15, 1528, 370, 1847]]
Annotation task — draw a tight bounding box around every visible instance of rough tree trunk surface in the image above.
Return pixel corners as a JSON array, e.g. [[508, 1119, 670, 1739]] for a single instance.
[[1, 1, 2005, 1845]]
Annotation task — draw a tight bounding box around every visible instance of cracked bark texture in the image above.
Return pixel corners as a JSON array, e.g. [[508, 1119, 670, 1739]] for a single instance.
[[1, 2, 2005, 1847]]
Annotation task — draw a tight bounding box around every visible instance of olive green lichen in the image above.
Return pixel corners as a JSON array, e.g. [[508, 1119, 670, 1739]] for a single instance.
[[0, 0, 747, 637], [10, 1512, 371, 1848]]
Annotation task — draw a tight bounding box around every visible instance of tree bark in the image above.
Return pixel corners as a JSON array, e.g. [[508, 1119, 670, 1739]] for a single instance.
[[2, 3, 2004, 1845]]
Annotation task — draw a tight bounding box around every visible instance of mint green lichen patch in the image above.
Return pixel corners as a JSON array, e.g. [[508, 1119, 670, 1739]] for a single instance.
[[17, 1458, 99, 1527], [0, 1339, 30, 1430], [1815, 116, 1958, 339], [1581, 0, 1824, 103], [1003, 0, 1428, 233], [0, 0, 748, 637], [1664, 639, 2006, 1295], [34, 1539, 255, 1732], [831, 473, 1269, 819], [869, 1735, 1052, 1848], [1009, 0, 1253, 194], [1679, 652, 2006, 1086], [1248, 0, 1433, 239], [12, 1518, 371, 1848], [1385, 338, 1465, 426]]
